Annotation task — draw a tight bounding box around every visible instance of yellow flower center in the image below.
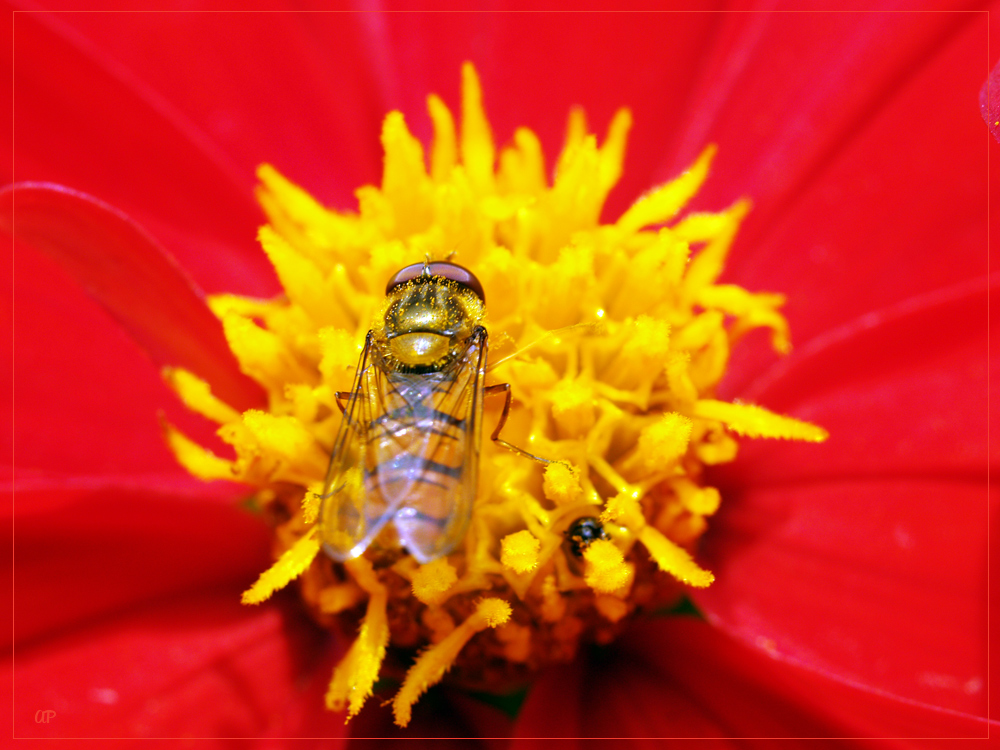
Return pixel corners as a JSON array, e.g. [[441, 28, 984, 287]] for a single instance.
[[163, 62, 827, 727]]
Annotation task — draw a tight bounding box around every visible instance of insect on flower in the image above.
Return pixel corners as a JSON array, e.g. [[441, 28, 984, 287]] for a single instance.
[[171, 65, 830, 725], [319, 260, 546, 564], [563, 516, 609, 558]]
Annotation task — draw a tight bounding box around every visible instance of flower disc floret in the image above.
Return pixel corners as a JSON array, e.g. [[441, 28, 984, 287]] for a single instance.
[[164, 62, 827, 726]]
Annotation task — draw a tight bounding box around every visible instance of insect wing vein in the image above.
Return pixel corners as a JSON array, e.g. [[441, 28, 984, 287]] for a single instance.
[[319, 335, 402, 560], [392, 328, 488, 562]]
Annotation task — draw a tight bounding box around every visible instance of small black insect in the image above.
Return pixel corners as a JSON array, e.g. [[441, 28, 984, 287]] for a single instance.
[[563, 516, 609, 559]]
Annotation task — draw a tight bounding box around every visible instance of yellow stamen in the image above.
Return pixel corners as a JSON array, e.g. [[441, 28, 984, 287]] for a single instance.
[[600, 316, 671, 393], [318, 581, 364, 614], [325, 557, 390, 719], [594, 594, 630, 623], [221, 409, 329, 483], [218, 311, 314, 391], [162, 367, 241, 424], [692, 399, 830, 441], [598, 108, 633, 193], [621, 412, 693, 474], [540, 574, 566, 622], [601, 491, 644, 527], [241, 527, 320, 605], [603, 493, 714, 587], [542, 461, 584, 506], [558, 106, 588, 177], [498, 127, 547, 195], [501, 530, 541, 574], [665, 351, 699, 405], [161, 420, 234, 481], [318, 327, 363, 382], [255, 162, 371, 261], [411, 557, 459, 606], [616, 144, 716, 234], [676, 198, 751, 291], [671, 477, 721, 516], [301, 484, 322, 525], [550, 378, 597, 437], [637, 525, 715, 588], [460, 62, 495, 195], [381, 111, 434, 237], [427, 94, 457, 182], [392, 598, 511, 727], [583, 539, 633, 594], [257, 225, 337, 326]]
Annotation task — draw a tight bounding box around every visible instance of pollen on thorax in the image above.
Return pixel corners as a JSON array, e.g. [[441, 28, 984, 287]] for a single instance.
[[163, 61, 827, 727]]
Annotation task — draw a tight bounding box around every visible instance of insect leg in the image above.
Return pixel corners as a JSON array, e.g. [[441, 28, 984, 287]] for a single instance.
[[334, 391, 352, 414], [485, 382, 552, 464]]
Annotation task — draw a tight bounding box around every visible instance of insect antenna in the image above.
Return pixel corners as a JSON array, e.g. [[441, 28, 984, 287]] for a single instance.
[[485, 321, 604, 372]]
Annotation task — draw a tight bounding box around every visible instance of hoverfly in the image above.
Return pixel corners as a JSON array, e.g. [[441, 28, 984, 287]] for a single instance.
[[319, 261, 535, 564]]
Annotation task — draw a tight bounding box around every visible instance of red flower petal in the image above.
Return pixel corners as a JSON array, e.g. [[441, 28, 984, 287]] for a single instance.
[[3, 184, 264, 412], [573, 651, 730, 740], [718, 275, 992, 487], [10, 6, 993, 741], [714, 9, 987, 390], [699, 276, 991, 717], [12, 481, 268, 646], [681, 7, 984, 248], [10, 8, 275, 294], [694, 475, 987, 718], [515, 617, 992, 740], [980, 56, 1000, 141], [32, 7, 385, 208], [12, 230, 220, 476], [10, 591, 332, 739], [345, 689, 512, 747], [513, 661, 585, 741], [513, 619, 843, 741], [630, 617, 991, 738]]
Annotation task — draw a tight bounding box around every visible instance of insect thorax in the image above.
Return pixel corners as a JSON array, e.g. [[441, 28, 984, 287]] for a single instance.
[[374, 276, 485, 373]]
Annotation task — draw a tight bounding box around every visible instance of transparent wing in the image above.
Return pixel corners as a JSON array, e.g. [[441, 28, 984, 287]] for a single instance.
[[318, 332, 390, 560], [318, 328, 488, 563]]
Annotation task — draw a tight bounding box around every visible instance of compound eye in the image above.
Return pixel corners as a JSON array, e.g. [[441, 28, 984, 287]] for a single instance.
[[385, 261, 486, 303]]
